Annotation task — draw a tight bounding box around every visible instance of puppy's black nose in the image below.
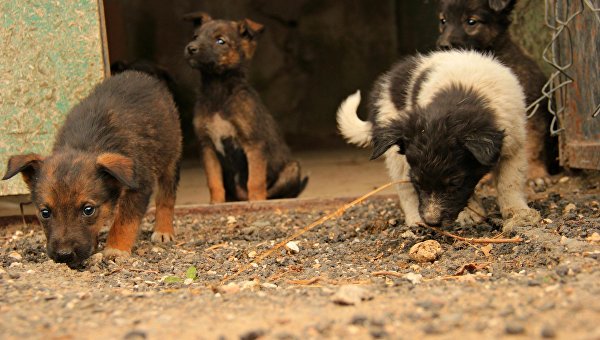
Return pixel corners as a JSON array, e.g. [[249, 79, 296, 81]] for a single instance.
[[187, 45, 199, 55], [54, 250, 75, 264]]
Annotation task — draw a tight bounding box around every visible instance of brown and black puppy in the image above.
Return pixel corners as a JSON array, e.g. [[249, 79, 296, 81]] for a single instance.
[[183, 12, 308, 203], [437, 0, 557, 190], [2, 71, 182, 268]]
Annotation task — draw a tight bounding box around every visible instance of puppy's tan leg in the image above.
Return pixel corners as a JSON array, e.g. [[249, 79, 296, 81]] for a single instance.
[[244, 143, 267, 201], [202, 146, 225, 204], [494, 150, 541, 232], [152, 162, 179, 243], [384, 151, 422, 226], [104, 192, 148, 258], [525, 119, 551, 190]]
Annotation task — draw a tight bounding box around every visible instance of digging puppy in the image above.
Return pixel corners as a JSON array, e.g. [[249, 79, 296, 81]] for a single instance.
[[2, 71, 182, 268], [183, 12, 308, 203], [337, 50, 540, 230], [437, 0, 556, 190]]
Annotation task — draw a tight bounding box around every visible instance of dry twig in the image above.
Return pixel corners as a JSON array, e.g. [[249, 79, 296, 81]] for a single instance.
[[371, 271, 405, 278]]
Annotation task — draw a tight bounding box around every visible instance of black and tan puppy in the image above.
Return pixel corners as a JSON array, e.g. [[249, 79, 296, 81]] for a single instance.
[[436, 0, 556, 190], [183, 12, 308, 203], [2, 71, 182, 268], [338, 50, 540, 231]]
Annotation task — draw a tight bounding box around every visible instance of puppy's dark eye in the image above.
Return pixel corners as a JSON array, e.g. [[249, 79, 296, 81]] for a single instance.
[[83, 205, 96, 217], [193, 34, 198, 40], [40, 208, 51, 219], [216, 38, 225, 45], [466, 18, 477, 26], [440, 18, 447, 25]]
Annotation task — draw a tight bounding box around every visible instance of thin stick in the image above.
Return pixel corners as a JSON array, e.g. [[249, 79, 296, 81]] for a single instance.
[[417, 223, 523, 244], [372, 271, 404, 278], [220, 180, 408, 284]]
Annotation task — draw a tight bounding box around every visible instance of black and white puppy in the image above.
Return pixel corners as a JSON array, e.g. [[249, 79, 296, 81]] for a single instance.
[[337, 50, 540, 231]]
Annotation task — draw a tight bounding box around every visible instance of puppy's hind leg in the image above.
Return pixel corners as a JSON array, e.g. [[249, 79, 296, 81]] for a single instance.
[[494, 151, 541, 232], [384, 151, 422, 226], [151, 161, 180, 244]]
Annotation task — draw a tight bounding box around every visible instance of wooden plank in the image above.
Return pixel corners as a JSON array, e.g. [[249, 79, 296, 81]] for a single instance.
[[0, 0, 106, 195], [557, 0, 600, 170]]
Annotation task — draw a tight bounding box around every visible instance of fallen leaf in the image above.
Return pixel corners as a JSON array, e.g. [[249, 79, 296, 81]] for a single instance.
[[454, 263, 489, 276], [481, 244, 493, 257], [185, 266, 198, 280]]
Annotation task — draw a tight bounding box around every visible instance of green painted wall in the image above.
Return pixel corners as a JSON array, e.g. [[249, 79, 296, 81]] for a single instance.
[[0, 0, 106, 196]]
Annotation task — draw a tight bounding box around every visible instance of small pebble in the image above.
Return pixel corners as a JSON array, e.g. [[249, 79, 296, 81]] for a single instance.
[[563, 203, 577, 215], [123, 330, 147, 340], [409, 240, 443, 263], [248, 250, 257, 258], [505, 322, 525, 335], [404, 272, 423, 285], [350, 314, 368, 326], [260, 283, 277, 289], [285, 241, 300, 254], [239, 329, 265, 340], [226, 216, 236, 224], [558, 176, 570, 183], [8, 252, 22, 261], [219, 282, 240, 294], [331, 285, 373, 305], [541, 325, 556, 338]]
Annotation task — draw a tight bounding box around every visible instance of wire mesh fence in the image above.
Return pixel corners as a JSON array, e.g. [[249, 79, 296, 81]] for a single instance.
[[530, 0, 600, 137]]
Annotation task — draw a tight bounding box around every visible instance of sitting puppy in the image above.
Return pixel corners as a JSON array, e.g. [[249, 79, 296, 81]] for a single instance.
[[337, 50, 540, 230], [2, 71, 182, 268], [436, 0, 556, 190], [183, 12, 308, 203]]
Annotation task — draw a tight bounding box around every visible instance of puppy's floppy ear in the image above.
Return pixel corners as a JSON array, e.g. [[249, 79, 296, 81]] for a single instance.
[[96, 153, 137, 189], [183, 11, 212, 28], [238, 19, 264, 40], [463, 130, 505, 166], [2, 154, 44, 190], [488, 0, 517, 12], [370, 127, 407, 160]]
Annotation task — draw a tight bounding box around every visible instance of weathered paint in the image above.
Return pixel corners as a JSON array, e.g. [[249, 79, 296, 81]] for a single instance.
[[0, 0, 106, 196], [556, 0, 600, 170]]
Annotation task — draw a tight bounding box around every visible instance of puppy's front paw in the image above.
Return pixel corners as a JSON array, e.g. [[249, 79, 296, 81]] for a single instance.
[[502, 208, 541, 232], [102, 247, 131, 260], [404, 213, 423, 227], [151, 231, 175, 244], [456, 208, 485, 227]]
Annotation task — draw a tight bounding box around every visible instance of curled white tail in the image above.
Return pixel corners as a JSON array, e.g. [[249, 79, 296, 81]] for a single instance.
[[336, 90, 372, 147]]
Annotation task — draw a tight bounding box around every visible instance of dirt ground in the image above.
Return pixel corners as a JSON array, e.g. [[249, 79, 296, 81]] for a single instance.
[[1, 172, 599, 339]]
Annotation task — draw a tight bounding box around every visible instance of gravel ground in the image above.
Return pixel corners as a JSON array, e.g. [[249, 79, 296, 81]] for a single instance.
[[1, 173, 599, 339]]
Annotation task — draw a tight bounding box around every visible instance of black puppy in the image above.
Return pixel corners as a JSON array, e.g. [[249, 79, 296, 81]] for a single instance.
[[437, 0, 556, 190], [338, 50, 540, 230], [183, 12, 307, 203]]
